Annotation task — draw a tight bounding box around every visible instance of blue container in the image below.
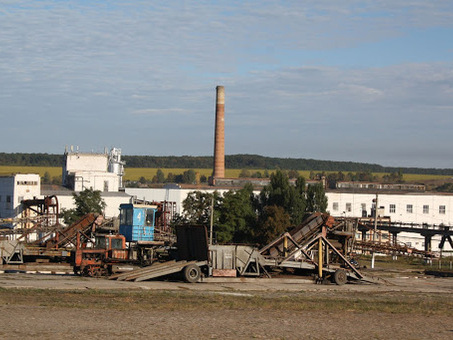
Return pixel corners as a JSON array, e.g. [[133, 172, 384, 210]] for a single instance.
[[119, 204, 157, 242], [119, 225, 155, 242]]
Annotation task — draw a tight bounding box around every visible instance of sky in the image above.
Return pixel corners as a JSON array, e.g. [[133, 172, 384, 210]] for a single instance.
[[1, 1, 453, 168]]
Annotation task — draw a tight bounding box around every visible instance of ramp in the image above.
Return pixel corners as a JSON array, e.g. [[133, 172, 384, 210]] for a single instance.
[[110, 260, 205, 282]]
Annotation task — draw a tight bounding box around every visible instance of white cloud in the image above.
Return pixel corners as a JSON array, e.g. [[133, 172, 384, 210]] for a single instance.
[[0, 1, 452, 167]]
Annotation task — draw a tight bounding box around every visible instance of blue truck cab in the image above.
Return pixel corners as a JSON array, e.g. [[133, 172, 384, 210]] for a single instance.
[[119, 204, 157, 242]]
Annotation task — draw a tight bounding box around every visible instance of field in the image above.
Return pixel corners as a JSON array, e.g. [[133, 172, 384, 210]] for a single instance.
[[0, 165, 450, 183], [0, 270, 452, 339]]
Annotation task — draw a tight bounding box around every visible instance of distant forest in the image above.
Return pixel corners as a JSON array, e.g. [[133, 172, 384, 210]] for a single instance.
[[0, 152, 452, 175]]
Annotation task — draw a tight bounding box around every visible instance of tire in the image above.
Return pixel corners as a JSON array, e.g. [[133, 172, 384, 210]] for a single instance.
[[333, 269, 347, 285], [182, 264, 201, 283]]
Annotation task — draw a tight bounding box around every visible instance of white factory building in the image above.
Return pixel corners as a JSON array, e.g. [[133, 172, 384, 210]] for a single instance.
[[124, 187, 453, 252], [1, 161, 452, 252], [0, 174, 41, 219]]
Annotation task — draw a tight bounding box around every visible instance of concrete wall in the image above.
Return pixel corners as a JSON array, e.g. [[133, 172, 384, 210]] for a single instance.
[[71, 171, 120, 192], [65, 153, 108, 172]]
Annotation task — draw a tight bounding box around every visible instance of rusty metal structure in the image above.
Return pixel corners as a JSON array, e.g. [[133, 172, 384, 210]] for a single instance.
[[111, 213, 371, 284]]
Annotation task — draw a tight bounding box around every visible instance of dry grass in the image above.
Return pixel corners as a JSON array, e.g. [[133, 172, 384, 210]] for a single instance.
[[0, 166, 61, 177], [0, 288, 451, 315], [0, 166, 449, 183]]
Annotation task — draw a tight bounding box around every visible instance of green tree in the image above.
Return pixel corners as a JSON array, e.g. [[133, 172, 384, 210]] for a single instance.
[[62, 188, 106, 225], [42, 171, 51, 184], [306, 183, 328, 213], [152, 169, 165, 183], [254, 205, 291, 246], [291, 176, 307, 225], [239, 169, 251, 178], [182, 169, 197, 184], [181, 191, 221, 225], [217, 183, 257, 243]]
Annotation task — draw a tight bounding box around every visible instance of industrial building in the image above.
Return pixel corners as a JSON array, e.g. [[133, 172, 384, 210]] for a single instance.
[[62, 146, 125, 192], [0, 174, 41, 219], [1, 86, 452, 253]]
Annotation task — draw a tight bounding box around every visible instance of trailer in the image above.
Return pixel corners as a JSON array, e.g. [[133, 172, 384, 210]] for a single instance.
[[111, 213, 376, 284]]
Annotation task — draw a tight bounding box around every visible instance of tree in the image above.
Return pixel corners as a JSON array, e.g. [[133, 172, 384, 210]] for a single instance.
[[180, 191, 221, 225], [217, 183, 257, 243], [239, 169, 251, 178], [259, 170, 293, 211], [182, 169, 196, 184], [306, 183, 328, 213], [152, 169, 165, 183], [254, 205, 291, 246], [42, 171, 51, 184], [291, 176, 307, 225], [62, 188, 106, 225]]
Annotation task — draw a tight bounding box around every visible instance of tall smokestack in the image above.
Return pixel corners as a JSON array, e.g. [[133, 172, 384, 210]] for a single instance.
[[213, 85, 225, 180]]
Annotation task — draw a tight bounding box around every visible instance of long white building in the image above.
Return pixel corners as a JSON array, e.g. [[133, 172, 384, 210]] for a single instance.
[[125, 187, 453, 252], [1, 172, 452, 252]]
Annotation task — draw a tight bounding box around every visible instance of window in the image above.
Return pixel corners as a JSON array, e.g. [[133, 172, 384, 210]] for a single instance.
[[18, 196, 24, 204], [389, 204, 396, 213], [16, 181, 38, 186], [361, 203, 367, 217], [439, 205, 446, 214], [6, 195, 11, 203], [406, 204, 413, 213], [346, 203, 352, 212], [423, 205, 429, 214], [332, 202, 339, 211], [120, 208, 133, 226], [145, 208, 155, 226]]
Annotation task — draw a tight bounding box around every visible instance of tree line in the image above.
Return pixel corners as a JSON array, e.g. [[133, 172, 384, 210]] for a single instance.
[[174, 170, 328, 245], [1, 152, 452, 176]]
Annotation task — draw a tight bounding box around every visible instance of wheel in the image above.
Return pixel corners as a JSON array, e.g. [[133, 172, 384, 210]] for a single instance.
[[182, 264, 201, 283], [333, 269, 347, 285]]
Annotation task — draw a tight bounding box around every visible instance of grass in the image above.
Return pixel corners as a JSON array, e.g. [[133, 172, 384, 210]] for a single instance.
[[0, 166, 61, 178], [0, 287, 451, 315], [357, 255, 453, 271], [0, 166, 450, 183]]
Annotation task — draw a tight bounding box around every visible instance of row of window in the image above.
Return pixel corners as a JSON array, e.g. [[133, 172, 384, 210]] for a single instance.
[[16, 181, 38, 186], [332, 202, 447, 215]]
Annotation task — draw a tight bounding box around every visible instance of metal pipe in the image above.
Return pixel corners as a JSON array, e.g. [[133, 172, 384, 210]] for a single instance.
[[371, 193, 378, 269]]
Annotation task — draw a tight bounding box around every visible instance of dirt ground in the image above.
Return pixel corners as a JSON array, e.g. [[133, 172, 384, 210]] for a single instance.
[[0, 270, 452, 340]]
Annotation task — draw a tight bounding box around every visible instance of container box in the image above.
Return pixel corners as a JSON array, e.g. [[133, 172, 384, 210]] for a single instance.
[[119, 225, 155, 242]]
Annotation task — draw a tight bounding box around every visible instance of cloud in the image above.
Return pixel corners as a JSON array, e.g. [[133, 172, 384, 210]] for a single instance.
[[0, 1, 452, 167], [131, 108, 189, 116]]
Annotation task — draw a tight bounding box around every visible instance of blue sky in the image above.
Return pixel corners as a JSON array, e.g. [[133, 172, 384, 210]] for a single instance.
[[1, 1, 453, 168]]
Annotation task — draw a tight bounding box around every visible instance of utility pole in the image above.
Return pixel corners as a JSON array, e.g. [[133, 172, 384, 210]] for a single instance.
[[209, 196, 214, 245], [371, 193, 378, 269]]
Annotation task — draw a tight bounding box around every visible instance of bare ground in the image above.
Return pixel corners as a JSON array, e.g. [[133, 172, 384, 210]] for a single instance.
[[0, 271, 452, 340]]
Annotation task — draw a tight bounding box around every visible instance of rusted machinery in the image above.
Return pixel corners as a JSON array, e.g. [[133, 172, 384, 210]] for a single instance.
[[112, 213, 371, 285]]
